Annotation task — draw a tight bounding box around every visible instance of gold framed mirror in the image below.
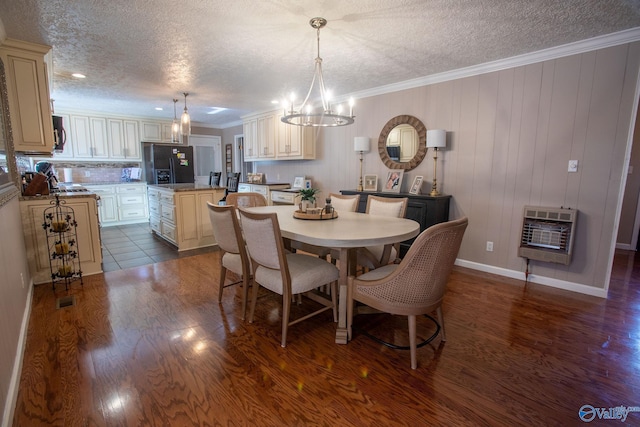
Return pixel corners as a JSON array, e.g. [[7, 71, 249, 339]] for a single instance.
[[0, 56, 20, 204], [377, 115, 427, 171]]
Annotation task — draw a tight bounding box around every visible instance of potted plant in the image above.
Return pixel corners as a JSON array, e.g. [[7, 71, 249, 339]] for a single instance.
[[298, 188, 320, 212]]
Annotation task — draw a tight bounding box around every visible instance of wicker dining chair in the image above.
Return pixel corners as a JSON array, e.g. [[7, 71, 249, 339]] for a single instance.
[[347, 217, 468, 369], [357, 195, 409, 269], [239, 209, 340, 347], [226, 192, 267, 208], [206, 202, 251, 320]]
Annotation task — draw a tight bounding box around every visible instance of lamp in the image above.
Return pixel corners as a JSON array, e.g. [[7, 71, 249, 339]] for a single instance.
[[171, 98, 180, 143], [180, 92, 191, 136], [281, 17, 355, 127], [426, 129, 446, 196], [354, 136, 370, 191]]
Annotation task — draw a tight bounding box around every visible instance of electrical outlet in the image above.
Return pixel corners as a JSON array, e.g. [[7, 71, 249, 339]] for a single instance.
[[486, 241, 494, 252], [568, 160, 578, 172]]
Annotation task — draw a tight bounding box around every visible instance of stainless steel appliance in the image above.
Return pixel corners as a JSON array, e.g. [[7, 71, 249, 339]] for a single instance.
[[142, 143, 195, 184]]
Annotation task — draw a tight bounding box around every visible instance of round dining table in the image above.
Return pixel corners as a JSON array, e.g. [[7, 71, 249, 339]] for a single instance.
[[244, 205, 420, 343]]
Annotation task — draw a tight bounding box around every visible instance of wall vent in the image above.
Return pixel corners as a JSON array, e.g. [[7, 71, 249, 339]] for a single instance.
[[518, 206, 577, 265]]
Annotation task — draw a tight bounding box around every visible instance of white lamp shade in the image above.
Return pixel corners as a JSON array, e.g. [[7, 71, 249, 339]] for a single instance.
[[427, 129, 446, 148], [354, 136, 370, 152]]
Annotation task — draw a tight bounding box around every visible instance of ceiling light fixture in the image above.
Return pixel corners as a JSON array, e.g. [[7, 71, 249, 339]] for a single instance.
[[171, 98, 181, 143], [281, 17, 354, 127], [71, 73, 86, 79], [180, 92, 191, 136]]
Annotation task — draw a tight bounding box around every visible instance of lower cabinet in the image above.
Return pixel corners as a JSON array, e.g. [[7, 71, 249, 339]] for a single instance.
[[340, 190, 451, 256], [20, 196, 103, 284], [85, 183, 148, 226], [148, 186, 225, 250]]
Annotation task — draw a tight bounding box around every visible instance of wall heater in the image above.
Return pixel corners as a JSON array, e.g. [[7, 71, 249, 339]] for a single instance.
[[518, 205, 578, 266]]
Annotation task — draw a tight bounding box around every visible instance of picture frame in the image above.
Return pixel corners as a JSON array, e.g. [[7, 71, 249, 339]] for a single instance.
[[409, 176, 423, 195], [363, 174, 378, 192], [293, 176, 306, 189], [382, 170, 403, 193]]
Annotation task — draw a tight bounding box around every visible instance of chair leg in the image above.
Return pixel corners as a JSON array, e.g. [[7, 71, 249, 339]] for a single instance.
[[240, 275, 248, 321], [281, 293, 291, 348], [437, 306, 446, 341], [346, 277, 354, 340], [218, 266, 227, 303], [330, 280, 338, 322], [248, 278, 260, 323], [408, 314, 417, 369]]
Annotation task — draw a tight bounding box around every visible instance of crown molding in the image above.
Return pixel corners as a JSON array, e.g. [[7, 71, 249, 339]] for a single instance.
[[349, 27, 640, 100]]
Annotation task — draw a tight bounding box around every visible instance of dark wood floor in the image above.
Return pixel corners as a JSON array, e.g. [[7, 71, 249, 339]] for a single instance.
[[12, 249, 640, 426]]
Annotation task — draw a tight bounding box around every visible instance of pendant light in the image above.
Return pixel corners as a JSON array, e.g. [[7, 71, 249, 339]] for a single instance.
[[171, 98, 180, 143], [180, 92, 191, 136], [281, 17, 355, 127]]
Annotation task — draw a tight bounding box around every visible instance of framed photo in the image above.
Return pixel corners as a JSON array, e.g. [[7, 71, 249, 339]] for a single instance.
[[382, 170, 403, 193], [363, 174, 378, 192], [409, 176, 423, 195], [293, 176, 305, 188]]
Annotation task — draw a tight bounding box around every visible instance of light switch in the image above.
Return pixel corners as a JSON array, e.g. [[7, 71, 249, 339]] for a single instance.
[[568, 160, 578, 172]]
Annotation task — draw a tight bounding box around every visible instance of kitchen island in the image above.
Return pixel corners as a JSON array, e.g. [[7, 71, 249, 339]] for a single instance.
[[147, 184, 225, 251], [20, 192, 102, 285]]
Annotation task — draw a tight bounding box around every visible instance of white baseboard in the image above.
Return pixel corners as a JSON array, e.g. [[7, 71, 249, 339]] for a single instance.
[[2, 281, 34, 427], [455, 259, 608, 298], [616, 243, 633, 250]]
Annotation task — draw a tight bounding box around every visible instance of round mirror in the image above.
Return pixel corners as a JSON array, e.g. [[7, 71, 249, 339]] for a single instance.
[[378, 115, 427, 171]]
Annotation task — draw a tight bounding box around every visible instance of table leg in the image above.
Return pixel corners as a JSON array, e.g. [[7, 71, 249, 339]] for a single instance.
[[335, 247, 353, 344]]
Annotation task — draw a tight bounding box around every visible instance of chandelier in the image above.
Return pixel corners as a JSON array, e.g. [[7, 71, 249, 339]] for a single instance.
[[281, 17, 355, 127]]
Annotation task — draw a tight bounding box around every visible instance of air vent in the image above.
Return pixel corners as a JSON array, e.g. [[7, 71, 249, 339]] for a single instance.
[[518, 206, 578, 265], [56, 295, 76, 309]]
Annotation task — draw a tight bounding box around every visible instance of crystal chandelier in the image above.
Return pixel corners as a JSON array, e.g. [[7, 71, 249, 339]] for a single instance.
[[171, 98, 180, 143], [281, 17, 355, 127], [180, 92, 191, 136]]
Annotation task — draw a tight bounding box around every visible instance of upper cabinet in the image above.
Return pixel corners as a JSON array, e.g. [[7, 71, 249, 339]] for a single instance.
[[242, 110, 315, 162], [141, 120, 174, 143], [0, 39, 54, 154], [108, 119, 140, 159], [70, 116, 109, 158]]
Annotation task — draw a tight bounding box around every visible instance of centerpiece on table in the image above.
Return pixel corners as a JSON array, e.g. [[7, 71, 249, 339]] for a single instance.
[[298, 188, 320, 212]]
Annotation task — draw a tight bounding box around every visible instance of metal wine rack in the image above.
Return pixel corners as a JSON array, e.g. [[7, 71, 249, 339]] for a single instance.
[[42, 195, 83, 290]]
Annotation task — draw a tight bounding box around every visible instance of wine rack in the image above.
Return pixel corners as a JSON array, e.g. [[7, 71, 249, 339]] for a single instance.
[[42, 195, 83, 290]]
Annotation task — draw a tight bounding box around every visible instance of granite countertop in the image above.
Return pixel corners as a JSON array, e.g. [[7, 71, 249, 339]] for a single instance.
[[20, 192, 99, 201], [148, 183, 225, 192]]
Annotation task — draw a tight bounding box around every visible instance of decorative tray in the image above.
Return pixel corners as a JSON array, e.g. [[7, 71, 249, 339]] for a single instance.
[[293, 210, 338, 220]]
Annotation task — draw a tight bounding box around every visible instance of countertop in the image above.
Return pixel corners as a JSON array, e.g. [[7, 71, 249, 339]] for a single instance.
[[20, 192, 99, 201], [147, 183, 226, 192]]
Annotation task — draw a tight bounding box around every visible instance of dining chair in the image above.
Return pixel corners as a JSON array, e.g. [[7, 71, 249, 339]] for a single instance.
[[357, 195, 409, 269], [226, 192, 267, 208], [347, 217, 468, 369], [206, 202, 251, 320], [328, 193, 360, 213], [209, 171, 222, 186], [226, 172, 241, 193], [238, 209, 340, 347]]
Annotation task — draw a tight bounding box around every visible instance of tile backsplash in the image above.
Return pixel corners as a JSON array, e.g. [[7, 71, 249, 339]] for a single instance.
[[24, 159, 143, 184]]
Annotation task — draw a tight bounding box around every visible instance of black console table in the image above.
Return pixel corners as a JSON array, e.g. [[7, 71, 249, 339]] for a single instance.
[[340, 190, 451, 256]]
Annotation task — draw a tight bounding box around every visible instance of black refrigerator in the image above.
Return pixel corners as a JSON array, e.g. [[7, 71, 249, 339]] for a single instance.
[[142, 143, 195, 184]]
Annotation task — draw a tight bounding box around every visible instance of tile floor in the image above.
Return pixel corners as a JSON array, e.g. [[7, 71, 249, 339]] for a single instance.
[[100, 222, 217, 272]]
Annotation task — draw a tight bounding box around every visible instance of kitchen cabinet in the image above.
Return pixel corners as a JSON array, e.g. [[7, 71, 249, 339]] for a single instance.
[[242, 109, 315, 161], [0, 39, 54, 154], [141, 120, 173, 143], [85, 185, 118, 224], [148, 185, 225, 250], [238, 183, 291, 205], [108, 119, 141, 159], [20, 195, 103, 284], [70, 115, 109, 158], [86, 183, 147, 226]]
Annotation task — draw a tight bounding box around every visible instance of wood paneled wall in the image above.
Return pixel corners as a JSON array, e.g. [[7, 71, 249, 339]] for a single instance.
[[254, 42, 640, 293], [0, 191, 32, 424]]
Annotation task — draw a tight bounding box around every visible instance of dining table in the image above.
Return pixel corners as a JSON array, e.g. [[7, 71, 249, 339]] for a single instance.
[[244, 205, 420, 343]]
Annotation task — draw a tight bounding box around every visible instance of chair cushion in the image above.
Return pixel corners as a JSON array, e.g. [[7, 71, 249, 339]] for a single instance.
[[357, 264, 398, 281], [255, 253, 339, 294], [222, 252, 245, 276]]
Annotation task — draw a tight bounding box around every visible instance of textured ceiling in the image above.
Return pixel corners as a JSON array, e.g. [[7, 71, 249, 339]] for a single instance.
[[1, 0, 640, 128]]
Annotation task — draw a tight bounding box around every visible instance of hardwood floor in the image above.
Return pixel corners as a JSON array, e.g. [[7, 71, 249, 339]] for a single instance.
[[12, 249, 640, 426]]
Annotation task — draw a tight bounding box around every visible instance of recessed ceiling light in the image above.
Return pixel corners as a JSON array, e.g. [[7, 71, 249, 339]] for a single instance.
[[206, 107, 227, 115], [71, 73, 86, 79], [155, 107, 163, 111]]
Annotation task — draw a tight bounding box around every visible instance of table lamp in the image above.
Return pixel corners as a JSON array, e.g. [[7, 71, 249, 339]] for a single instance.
[[426, 129, 446, 196], [354, 136, 370, 191]]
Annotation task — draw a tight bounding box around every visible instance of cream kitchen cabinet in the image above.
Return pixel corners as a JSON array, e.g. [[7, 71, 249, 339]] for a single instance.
[[0, 39, 55, 154], [86, 183, 148, 226], [243, 109, 315, 161], [20, 195, 103, 284], [237, 183, 291, 205], [70, 115, 109, 158], [85, 185, 118, 224], [108, 119, 141, 159], [141, 120, 173, 143], [148, 185, 225, 250]]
